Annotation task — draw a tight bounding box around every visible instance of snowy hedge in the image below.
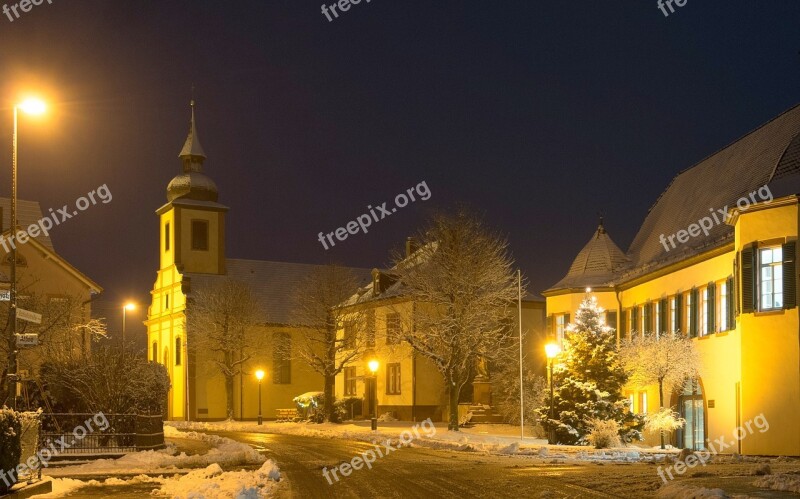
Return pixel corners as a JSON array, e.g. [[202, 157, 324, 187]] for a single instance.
[[0, 408, 23, 494]]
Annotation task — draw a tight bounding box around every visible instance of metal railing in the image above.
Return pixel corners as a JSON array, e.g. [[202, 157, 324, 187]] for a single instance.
[[39, 413, 165, 456]]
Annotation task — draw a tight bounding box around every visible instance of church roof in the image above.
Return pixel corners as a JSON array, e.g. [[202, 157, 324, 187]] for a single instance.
[[546, 103, 800, 293], [185, 259, 371, 326], [168, 101, 219, 203], [546, 223, 629, 292], [179, 101, 206, 159]]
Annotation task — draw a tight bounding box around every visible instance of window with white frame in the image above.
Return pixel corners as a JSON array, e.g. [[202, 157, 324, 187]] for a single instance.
[[701, 287, 709, 336], [759, 246, 783, 311], [685, 292, 692, 333], [655, 302, 661, 338], [556, 315, 566, 343], [719, 281, 728, 331], [670, 297, 677, 335]]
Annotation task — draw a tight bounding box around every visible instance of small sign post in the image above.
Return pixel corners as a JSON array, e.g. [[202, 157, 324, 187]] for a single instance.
[[16, 333, 38, 347], [16, 308, 42, 324]]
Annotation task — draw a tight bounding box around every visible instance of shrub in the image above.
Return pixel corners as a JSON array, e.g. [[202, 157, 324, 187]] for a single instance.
[[0, 408, 23, 494], [644, 407, 685, 434], [586, 418, 622, 449], [333, 397, 362, 423]]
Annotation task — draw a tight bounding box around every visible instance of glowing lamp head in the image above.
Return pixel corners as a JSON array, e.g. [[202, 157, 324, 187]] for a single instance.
[[255, 370, 265, 381], [586, 287, 592, 293], [545, 342, 561, 359], [18, 98, 46, 115], [367, 359, 379, 374], [124, 302, 137, 311]]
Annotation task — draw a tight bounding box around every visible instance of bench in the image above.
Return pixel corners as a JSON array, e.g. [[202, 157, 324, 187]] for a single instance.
[[275, 408, 299, 422]]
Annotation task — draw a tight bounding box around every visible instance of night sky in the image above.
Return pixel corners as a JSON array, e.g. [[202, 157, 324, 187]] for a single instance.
[[0, 1, 798, 343]]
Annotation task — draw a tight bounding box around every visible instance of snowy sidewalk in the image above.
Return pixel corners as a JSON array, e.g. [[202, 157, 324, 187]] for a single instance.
[[35, 426, 281, 498]]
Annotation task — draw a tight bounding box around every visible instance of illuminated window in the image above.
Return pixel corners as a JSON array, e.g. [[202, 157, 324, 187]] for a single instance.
[[759, 246, 783, 311], [344, 367, 357, 396], [685, 292, 692, 334], [639, 392, 648, 414], [386, 363, 401, 395], [700, 288, 708, 336], [670, 297, 677, 335], [720, 282, 728, 331], [556, 314, 567, 343]]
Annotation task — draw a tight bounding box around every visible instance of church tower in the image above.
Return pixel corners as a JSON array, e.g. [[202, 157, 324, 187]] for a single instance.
[[159, 101, 228, 275], [146, 102, 228, 420]]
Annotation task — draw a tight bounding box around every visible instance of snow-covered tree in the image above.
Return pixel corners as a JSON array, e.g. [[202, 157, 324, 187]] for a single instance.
[[537, 295, 643, 444], [290, 264, 367, 422], [493, 357, 547, 430], [618, 332, 701, 448], [186, 279, 264, 420], [644, 407, 685, 437], [394, 211, 520, 431]]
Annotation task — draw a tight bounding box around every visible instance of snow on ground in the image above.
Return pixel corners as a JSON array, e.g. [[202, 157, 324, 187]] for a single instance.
[[753, 473, 800, 493], [167, 419, 677, 463], [158, 460, 280, 499], [655, 483, 735, 498], [44, 426, 265, 478]]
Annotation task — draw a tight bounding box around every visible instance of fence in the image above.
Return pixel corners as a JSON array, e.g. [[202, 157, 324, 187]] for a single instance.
[[39, 413, 165, 457]]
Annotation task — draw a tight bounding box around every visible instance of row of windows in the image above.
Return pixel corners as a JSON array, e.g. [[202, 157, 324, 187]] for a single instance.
[[150, 332, 292, 385], [343, 311, 403, 349], [344, 363, 402, 395], [163, 220, 210, 253], [622, 278, 734, 339]]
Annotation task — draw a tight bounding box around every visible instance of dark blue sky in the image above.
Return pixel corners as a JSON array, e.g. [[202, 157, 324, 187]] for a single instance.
[[0, 1, 798, 339]]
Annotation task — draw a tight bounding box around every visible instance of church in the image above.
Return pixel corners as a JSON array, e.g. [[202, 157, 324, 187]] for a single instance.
[[145, 103, 368, 421]]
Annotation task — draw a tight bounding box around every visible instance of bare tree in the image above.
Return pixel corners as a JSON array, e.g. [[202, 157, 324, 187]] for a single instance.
[[618, 332, 702, 448], [186, 279, 263, 420], [2, 291, 106, 407], [291, 264, 366, 422], [394, 211, 520, 431]]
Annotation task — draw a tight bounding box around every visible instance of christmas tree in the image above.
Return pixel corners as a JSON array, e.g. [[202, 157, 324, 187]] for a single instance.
[[537, 295, 643, 445]]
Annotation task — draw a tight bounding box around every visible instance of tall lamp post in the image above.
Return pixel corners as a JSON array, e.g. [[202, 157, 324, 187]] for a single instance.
[[255, 369, 265, 425], [368, 359, 379, 431], [122, 302, 136, 356], [7, 98, 46, 409], [544, 342, 561, 445]]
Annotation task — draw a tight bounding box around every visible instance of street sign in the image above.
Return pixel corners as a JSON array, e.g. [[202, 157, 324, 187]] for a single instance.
[[16, 308, 42, 324], [0, 291, 9, 301], [16, 333, 38, 347]]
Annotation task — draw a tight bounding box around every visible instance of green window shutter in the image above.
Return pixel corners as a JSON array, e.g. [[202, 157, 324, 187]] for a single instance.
[[741, 246, 756, 313], [675, 293, 683, 334], [620, 310, 628, 337], [631, 307, 639, 335], [659, 299, 668, 335], [690, 289, 699, 338], [727, 277, 734, 330], [707, 282, 716, 334], [643, 304, 651, 335], [606, 311, 617, 332], [564, 313, 570, 326], [546, 315, 553, 336], [783, 241, 797, 309]]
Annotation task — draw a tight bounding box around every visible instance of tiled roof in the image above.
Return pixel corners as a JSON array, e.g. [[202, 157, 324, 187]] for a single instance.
[[626, 104, 800, 272], [185, 259, 371, 326], [546, 224, 629, 291], [0, 198, 55, 250], [547, 103, 800, 292]]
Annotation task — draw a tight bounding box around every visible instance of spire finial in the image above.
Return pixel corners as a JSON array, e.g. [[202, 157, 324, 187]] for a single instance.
[[597, 211, 606, 234], [179, 97, 206, 168]]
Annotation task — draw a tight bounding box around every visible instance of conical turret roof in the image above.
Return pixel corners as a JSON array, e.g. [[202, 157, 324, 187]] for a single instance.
[[546, 221, 629, 292]]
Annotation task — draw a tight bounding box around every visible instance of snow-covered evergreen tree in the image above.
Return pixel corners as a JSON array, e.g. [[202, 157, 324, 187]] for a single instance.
[[536, 295, 643, 445]]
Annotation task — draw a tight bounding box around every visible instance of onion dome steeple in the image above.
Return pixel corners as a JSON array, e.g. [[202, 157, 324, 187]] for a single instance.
[[167, 101, 219, 202]]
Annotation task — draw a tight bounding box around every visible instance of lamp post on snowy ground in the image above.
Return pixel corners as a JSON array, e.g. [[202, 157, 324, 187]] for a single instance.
[[545, 342, 561, 445], [255, 370, 265, 425], [368, 359, 379, 431]]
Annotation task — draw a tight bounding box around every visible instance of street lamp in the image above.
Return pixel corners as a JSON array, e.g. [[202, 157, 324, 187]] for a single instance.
[[545, 342, 562, 445], [7, 98, 46, 410], [368, 359, 379, 431], [255, 369, 265, 425], [122, 302, 136, 356]]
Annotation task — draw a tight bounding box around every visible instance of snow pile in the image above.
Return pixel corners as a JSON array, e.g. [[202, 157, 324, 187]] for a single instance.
[[377, 412, 398, 422], [753, 473, 800, 493], [157, 460, 281, 499], [655, 483, 729, 498], [32, 478, 100, 498], [46, 428, 264, 477]]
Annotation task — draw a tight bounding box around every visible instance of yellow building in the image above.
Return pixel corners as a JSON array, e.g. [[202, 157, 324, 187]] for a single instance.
[[336, 239, 546, 423], [145, 103, 368, 421], [0, 199, 102, 404], [543, 104, 800, 456]]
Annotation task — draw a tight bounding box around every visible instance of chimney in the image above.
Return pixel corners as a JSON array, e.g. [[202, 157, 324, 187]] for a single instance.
[[406, 237, 419, 258]]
